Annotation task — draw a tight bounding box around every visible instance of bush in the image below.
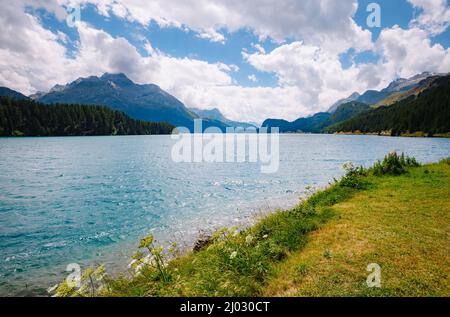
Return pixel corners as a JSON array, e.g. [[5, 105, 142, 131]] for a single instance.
[[371, 152, 420, 176], [339, 162, 369, 189]]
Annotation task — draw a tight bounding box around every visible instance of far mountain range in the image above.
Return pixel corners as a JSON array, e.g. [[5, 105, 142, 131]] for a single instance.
[[263, 72, 449, 135], [1, 73, 255, 132], [0, 71, 449, 136]]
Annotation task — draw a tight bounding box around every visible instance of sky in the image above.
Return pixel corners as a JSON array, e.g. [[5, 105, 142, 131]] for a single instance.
[[0, 0, 449, 124]]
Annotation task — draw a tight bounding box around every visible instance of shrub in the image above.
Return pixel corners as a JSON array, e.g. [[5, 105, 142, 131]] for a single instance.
[[371, 152, 420, 176], [339, 162, 369, 189]]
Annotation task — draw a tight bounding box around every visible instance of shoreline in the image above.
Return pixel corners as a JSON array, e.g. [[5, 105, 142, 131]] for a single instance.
[[52, 153, 450, 297], [333, 131, 450, 138]]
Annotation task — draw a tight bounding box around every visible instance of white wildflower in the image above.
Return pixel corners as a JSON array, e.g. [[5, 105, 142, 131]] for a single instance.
[[262, 234, 268, 239], [230, 251, 238, 259], [245, 235, 253, 245]]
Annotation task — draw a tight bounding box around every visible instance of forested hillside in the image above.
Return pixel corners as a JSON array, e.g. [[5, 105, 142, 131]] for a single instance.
[[0, 97, 174, 136], [262, 102, 370, 133], [326, 75, 450, 136]]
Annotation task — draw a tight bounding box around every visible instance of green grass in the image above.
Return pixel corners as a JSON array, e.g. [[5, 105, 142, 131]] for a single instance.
[[55, 154, 450, 297], [264, 158, 450, 297]]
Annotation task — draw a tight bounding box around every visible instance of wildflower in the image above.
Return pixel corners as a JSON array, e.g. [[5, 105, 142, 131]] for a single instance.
[[151, 246, 164, 256], [132, 251, 144, 260], [262, 234, 268, 239], [245, 234, 253, 245], [139, 234, 154, 249], [230, 251, 238, 259]]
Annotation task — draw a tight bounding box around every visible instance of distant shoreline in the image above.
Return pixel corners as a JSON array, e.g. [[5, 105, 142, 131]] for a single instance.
[[333, 131, 450, 138], [272, 131, 450, 138], [2, 132, 450, 138]]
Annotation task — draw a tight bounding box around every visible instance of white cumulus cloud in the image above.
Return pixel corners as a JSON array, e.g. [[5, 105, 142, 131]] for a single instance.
[[408, 0, 450, 35]]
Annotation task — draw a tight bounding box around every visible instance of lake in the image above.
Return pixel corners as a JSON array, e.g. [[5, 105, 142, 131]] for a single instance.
[[0, 134, 449, 295]]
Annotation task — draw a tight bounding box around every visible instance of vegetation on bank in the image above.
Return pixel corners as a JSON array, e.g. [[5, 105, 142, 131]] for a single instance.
[[53, 153, 450, 297], [0, 97, 174, 137]]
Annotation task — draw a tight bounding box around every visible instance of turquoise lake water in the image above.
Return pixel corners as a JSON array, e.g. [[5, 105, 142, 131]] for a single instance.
[[0, 134, 449, 295]]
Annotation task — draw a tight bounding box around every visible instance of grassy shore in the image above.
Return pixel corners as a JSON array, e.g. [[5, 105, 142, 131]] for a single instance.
[[55, 154, 450, 297], [265, 159, 450, 296]]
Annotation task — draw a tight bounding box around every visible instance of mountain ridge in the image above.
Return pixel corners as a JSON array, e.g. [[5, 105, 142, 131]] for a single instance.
[[263, 101, 370, 133], [263, 72, 448, 134], [327, 72, 438, 113], [325, 74, 450, 136], [0, 87, 29, 100], [36, 73, 196, 129], [189, 107, 257, 129]]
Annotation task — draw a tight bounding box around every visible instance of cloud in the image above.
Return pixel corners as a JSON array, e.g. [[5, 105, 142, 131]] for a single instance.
[[70, 0, 372, 53], [239, 26, 450, 122], [408, 0, 450, 35], [243, 41, 381, 112], [248, 74, 257, 82], [174, 85, 314, 124], [0, 1, 233, 90], [196, 28, 226, 44], [0, 1, 70, 93], [375, 25, 450, 78]]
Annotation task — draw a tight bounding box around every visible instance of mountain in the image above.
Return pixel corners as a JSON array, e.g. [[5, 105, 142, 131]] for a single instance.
[[190, 107, 256, 129], [263, 112, 331, 133], [0, 87, 29, 100], [355, 72, 436, 106], [326, 72, 438, 113], [263, 101, 370, 133], [326, 75, 450, 136], [373, 74, 442, 107], [327, 92, 360, 113], [326, 101, 370, 125], [0, 96, 174, 137], [263, 72, 443, 133], [36, 73, 198, 129]]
